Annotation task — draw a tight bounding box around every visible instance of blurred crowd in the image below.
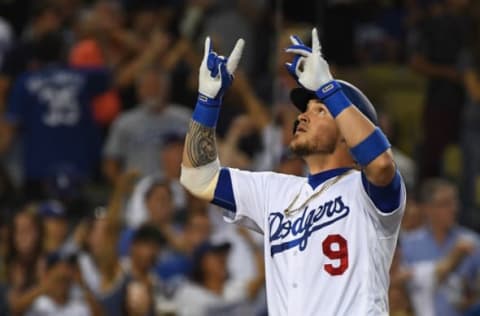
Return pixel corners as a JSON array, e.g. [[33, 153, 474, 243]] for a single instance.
[[0, 0, 478, 315]]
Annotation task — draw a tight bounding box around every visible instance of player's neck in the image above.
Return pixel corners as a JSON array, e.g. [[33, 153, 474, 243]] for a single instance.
[[304, 151, 355, 174]]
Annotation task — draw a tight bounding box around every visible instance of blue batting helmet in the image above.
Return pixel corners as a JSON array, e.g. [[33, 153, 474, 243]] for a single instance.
[[290, 80, 378, 125]]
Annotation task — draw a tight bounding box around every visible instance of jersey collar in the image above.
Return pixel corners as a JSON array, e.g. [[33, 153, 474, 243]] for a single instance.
[[308, 167, 352, 190]]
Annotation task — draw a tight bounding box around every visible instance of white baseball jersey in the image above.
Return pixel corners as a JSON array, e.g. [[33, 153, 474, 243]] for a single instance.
[[222, 168, 406, 316]]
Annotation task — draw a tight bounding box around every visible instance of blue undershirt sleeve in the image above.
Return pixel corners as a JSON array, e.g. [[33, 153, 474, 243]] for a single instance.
[[212, 168, 236, 212], [361, 169, 402, 213]]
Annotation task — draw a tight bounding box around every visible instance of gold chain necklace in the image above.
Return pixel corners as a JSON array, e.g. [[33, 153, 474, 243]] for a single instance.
[[284, 170, 353, 217]]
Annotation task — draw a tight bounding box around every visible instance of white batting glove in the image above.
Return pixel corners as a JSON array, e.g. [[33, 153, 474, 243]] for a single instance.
[[198, 37, 245, 101], [193, 37, 244, 127], [285, 28, 333, 92]]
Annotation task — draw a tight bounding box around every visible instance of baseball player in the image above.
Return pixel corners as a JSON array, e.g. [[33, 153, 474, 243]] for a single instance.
[[180, 28, 406, 315]]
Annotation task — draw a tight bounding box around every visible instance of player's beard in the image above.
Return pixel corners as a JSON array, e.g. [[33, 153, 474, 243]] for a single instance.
[[289, 136, 337, 157]]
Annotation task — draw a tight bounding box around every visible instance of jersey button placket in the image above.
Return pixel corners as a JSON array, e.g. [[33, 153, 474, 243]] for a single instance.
[[286, 252, 297, 314], [288, 243, 303, 314]]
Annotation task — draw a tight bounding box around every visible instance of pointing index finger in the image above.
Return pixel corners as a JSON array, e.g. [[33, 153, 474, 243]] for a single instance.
[[312, 28, 320, 54], [203, 37, 211, 64]]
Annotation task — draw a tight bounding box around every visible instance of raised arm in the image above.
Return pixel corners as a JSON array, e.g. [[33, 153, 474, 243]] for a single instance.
[[410, 53, 461, 83], [436, 238, 475, 283], [180, 37, 244, 200], [285, 29, 396, 187]]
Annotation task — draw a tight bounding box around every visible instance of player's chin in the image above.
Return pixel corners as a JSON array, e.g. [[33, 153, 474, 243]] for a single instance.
[[289, 140, 310, 157], [289, 137, 301, 150]]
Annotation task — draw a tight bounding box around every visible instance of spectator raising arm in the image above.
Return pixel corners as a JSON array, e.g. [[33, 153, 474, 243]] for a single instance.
[[410, 53, 461, 82], [435, 238, 475, 283], [98, 170, 138, 282], [105, 170, 139, 229]]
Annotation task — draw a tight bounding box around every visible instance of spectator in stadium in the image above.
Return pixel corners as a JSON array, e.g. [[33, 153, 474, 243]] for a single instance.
[[69, 22, 121, 127], [39, 200, 73, 254], [119, 178, 181, 256], [0, 2, 63, 188], [217, 115, 257, 170], [401, 194, 424, 233], [124, 280, 155, 316], [77, 170, 137, 315], [69, 1, 181, 126], [181, 0, 262, 76], [459, 0, 480, 227], [389, 247, 413, 316], [102, 66, 190, 183], [224, 70, 281, 171], [25, 251, 102, 316], [0, 31, 111, 200], [391, 238, 475, 316], [123, 224, 169, 311], [455, 2, 480, 300], [401, 178, 478, 316], [120, 175, 214, 286], [173, 235, 265, 316], [6, 207, 45, 315], [409, 0, 470, 180], [135, 210, 213, 286], [0, 2, 63, 107]]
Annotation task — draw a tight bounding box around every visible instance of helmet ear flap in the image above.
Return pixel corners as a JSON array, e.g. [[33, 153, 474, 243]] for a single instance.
[[292, 119, 300, 134]]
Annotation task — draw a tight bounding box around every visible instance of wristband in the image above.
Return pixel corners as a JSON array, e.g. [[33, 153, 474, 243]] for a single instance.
[[315, 80, 352, 118], [192, 93, 222, 128], [350, 127, 391, 166]]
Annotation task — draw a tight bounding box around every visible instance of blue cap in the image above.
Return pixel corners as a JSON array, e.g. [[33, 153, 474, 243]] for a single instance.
[[290, 80, 378, 125], [39, 200, 67, 219]]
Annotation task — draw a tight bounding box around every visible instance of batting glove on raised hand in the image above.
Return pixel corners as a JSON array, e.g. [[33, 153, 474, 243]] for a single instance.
[[285, 28, 333, 92], [284, 34, 309, 84], [198, 37, 244, 104]]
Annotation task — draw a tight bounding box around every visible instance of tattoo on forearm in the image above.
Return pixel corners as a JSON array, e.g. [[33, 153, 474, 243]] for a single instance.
[[186, 120, 217, 167]]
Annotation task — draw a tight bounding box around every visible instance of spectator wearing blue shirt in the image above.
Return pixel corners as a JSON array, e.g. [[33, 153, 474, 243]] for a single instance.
[[1, 32, 111, 200], [119, 177, 193, 283], [401, 178, 479, 316]]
